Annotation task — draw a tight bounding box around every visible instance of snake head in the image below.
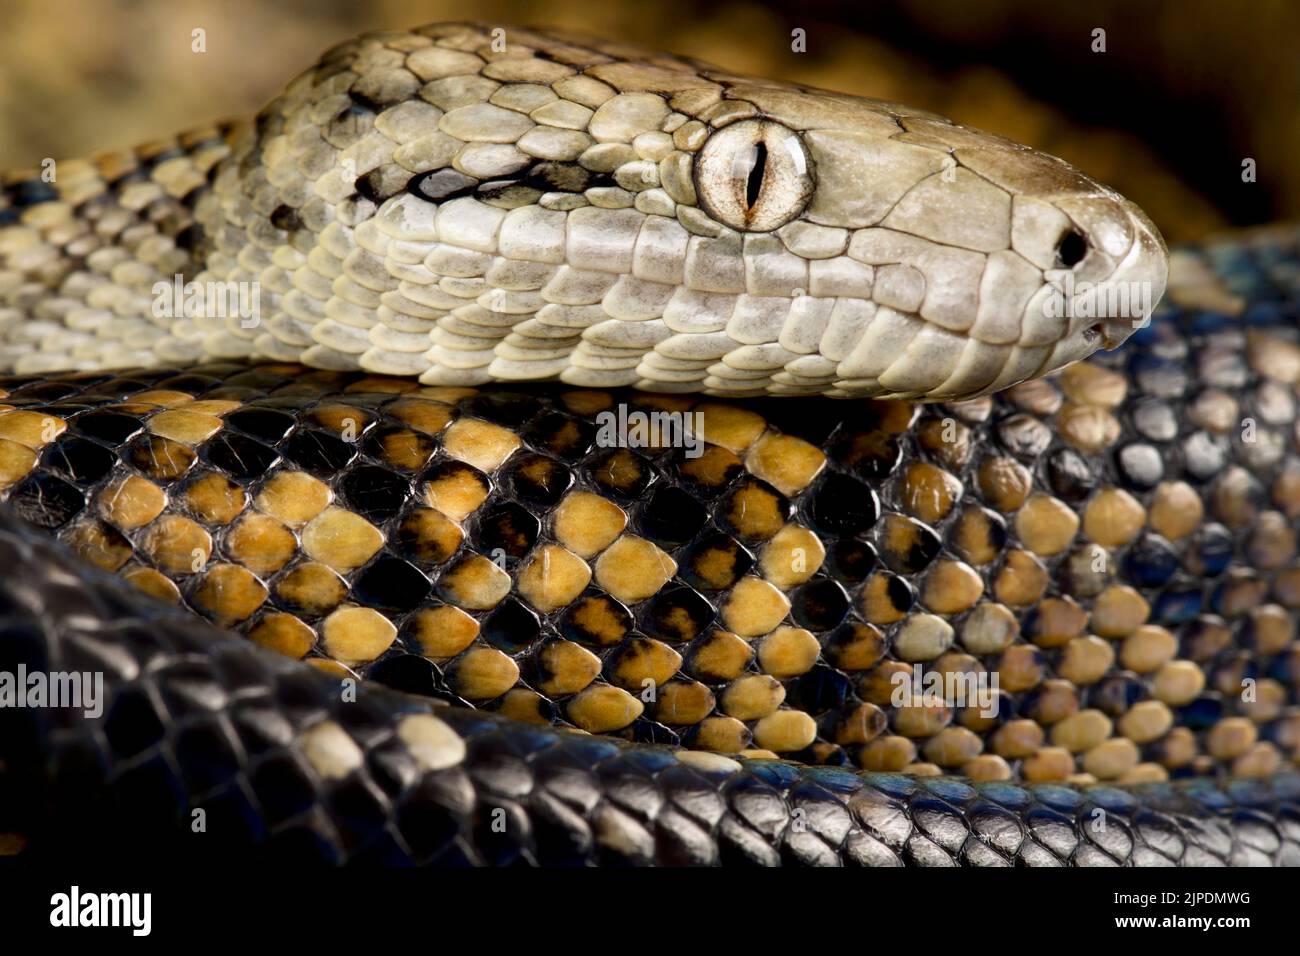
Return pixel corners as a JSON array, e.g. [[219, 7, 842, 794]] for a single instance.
[[38, 23, 1163, 401]]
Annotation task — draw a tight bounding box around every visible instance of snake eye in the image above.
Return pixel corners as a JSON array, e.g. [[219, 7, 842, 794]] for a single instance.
[[1056, 229, 1088, 268], [694, 119, 814, 232]]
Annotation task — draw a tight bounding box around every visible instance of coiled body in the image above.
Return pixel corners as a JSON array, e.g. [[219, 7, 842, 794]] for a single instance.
[[0, 23, 1297, 866], [2, 501, 1298, 866]]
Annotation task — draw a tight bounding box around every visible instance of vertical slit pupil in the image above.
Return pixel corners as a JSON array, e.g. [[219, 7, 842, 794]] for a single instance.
[[746, 141, 768, 209]]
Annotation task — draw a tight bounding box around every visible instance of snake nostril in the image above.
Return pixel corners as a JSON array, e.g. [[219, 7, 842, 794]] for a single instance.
[[1056, 229, 1088, 268]]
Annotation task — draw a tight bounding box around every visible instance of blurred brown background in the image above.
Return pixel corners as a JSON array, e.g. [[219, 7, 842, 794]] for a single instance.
[[1, 0, 1296, 243]]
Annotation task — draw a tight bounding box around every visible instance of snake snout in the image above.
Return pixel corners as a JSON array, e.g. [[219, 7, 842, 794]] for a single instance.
[[1066, 203, 1170, 352], [1030, 190, 1169, 376]]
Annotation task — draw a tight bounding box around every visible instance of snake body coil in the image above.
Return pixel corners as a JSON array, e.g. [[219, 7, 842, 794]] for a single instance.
[[1, 22, 1299, 866]]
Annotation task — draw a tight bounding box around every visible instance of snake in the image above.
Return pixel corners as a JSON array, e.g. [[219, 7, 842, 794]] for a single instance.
[[0, 21, 1298, 866]]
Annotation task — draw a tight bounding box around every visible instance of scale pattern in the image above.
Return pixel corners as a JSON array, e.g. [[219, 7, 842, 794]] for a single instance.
[[3, 504, 1300, 865]]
